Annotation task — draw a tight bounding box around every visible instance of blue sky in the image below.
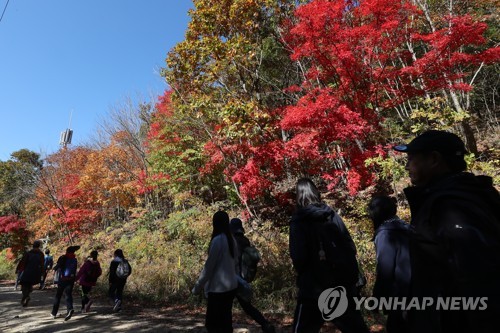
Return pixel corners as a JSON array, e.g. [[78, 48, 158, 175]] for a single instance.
[[0, 0, 192, 161]]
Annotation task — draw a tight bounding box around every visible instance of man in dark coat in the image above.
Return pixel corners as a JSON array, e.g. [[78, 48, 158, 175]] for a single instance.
[[17, 240, 44, 307], [394, 130, 500, 333]]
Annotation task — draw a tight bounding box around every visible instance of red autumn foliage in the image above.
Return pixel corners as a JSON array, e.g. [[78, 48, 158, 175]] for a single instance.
[[0, 215, 26, 234], [227, 0, 499, 200], [0, 215, 29, 254], [148, 0, 499, 205]]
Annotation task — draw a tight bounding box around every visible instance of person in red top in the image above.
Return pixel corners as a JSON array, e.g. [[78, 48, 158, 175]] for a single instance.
[[76, 250, 102, 313]]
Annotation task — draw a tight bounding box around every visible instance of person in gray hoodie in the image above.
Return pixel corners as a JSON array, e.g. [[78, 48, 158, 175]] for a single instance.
[[192, 211, 238, 333], [368, 195, 412, 333]]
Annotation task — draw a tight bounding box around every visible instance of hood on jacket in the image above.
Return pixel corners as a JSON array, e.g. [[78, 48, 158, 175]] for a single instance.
[[374, 218, 413, 239], [294, 203, 335, 224]]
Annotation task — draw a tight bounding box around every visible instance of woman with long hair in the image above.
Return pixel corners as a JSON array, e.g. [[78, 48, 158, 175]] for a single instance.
[[290, 178, 369, 333], [192, 210, 238, 333]]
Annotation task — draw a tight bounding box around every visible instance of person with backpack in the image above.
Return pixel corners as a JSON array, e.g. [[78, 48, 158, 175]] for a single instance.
[[51, 245, 80, 320], [230, 218, 276, 333], [192, 211, 238, 333], [17, 240, 44, 307], [40, 249, 53, 290], [76, 250, 102, 313], [289, 178, 369, 333], [108, 249, 131, 312], [368, 196, 412, 333], [394, 130, 500, 333]]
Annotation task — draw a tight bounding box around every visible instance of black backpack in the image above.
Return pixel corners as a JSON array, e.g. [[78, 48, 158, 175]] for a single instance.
[[56, 255, 77, 281], [240, 245, 261, 283], [309, 216, 359, 289]]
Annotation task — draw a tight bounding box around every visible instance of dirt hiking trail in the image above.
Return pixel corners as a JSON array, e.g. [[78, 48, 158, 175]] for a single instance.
[[0, 281, 298, 333]]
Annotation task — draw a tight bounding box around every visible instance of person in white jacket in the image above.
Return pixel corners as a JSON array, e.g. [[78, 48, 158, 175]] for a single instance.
[[192, 210, 238, 333]]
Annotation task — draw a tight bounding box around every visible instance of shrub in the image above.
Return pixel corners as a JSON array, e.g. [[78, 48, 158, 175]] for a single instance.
[[0, 248, 16, 280]]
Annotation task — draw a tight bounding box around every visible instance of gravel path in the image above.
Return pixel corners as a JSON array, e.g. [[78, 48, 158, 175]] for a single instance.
[[0, 282, 274, 333]]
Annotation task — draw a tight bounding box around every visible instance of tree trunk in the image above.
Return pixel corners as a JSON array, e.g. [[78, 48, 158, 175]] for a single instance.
[[461, 120, 478, 155]]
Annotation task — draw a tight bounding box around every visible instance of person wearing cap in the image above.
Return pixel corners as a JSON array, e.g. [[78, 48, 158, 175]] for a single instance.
[[394, 130, 500, 333], [51, 245, 80, 321], [230, 218, 276, 333], [17, 240, 44, 307]]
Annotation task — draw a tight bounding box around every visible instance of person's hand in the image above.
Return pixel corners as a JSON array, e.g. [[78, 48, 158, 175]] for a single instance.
[[192, 283, 201, 295]]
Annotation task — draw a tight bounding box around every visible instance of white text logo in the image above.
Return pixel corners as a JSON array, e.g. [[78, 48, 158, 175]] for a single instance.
[[317, 286, 349, 321]]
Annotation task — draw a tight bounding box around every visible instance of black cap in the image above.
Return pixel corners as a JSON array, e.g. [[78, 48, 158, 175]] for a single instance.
[[230, 218, 245, 234], [393, 130, 466, 156], [66, 245, 80, 253]]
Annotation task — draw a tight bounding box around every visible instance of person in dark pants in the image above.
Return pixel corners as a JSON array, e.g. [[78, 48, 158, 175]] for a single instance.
[[51, 245, 80, 320], [394, 130, 500, 333], [40, 249, 53, 289], [368, 195, 412, 333], [230, 218, 276, 333], [289, 178, 369, 333], [192, 211, 238, 333], [108, 249, 131, 312], [76, 250, 102, 312], [17, 240, 44, 307]]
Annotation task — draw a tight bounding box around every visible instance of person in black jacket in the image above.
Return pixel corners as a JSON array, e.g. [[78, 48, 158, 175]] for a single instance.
[[17, 240, 44, 307], [108, 249, 131, 312], [394, 130, 500, 333], [289, 178, 369, 333], [368, 195, 412, 333], [230, 218, 275, 333], [51, 245, 80, 321]]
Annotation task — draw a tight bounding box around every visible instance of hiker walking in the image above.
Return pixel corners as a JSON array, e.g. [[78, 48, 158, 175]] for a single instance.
[[230, 218, 276, 333], [51, 245, 80, 320], [368, 195, 412, 333], [76, 250, 102, 313], [289, 178, 369, 333], [192, 211, 238, 333], [40, 249, 53, 289], [17, 240, 44, 307], [394, 130, 500, 333], [108, 249, 131, 312]]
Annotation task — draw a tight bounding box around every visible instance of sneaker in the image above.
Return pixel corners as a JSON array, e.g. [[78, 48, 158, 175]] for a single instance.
[[64, 309, 74, 321], [85, 300, 93, 313], [113, 299, 122, 312], [21, 296, 30, 307], [51, 314, 57, 319]]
